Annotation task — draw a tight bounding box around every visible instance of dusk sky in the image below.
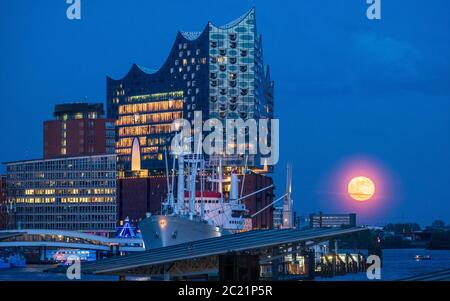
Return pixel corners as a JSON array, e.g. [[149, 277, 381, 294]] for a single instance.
[[1, 0, 449, 226]]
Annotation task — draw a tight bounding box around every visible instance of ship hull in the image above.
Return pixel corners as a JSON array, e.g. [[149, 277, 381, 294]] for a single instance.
[[139, 215, 225, 249]]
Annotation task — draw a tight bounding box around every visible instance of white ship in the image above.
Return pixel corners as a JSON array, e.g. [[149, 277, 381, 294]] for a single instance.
[[130, 134, 289, 250], [139, 148, 279, 249]]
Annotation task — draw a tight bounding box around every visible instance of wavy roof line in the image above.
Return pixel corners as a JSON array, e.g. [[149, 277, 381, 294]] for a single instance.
[[215, 7, 254, 30], [181, 8, 254, 41], [180, 31, 203, 41], [109, 8, 255, 80]]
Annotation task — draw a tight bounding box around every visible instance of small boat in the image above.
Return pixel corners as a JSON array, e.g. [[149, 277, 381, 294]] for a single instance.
[[8, 254, 26, 268], [0, 257, 10, 269], [414, 255, 432, 261]]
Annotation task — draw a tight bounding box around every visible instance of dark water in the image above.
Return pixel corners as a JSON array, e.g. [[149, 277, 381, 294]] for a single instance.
[[318, 248, 450, 281], [1, 249, 449, 281]]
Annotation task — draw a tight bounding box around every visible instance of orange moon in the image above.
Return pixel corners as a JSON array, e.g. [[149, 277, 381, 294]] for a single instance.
[[348, 176, 375, 201]]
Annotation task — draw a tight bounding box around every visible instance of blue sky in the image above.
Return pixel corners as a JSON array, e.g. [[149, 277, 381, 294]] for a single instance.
[[0, 0, 449, 226]]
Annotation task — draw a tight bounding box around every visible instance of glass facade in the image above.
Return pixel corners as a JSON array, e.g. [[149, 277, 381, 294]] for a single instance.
[[6, 155, 117, 233], [115, 91, 184, 165], [107, 8, 274, 171]]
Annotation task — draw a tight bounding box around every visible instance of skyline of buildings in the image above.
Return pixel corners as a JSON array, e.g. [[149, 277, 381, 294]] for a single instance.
[[0, 8, 278, 233]]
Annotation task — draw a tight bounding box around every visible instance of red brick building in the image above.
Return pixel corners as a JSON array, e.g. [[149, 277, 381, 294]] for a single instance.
[[0, 175, 8, 229], [117, 172, 274, 230], [44, 103, 115, 159]]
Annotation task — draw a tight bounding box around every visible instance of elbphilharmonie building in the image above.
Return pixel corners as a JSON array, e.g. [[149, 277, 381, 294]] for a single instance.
[[107, 8, 274, 170]]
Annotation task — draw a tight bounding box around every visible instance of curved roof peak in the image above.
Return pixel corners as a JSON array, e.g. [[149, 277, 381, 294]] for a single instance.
[[136, 64, 157, 74], [211, 7, 255, 30]]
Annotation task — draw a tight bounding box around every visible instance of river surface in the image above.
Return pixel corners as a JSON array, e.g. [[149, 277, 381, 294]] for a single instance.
[[0, 249, 449, 281], [317, 248, 450, 281]]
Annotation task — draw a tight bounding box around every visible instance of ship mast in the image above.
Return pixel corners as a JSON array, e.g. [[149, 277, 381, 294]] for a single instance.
[[176, 154, 185, 215]]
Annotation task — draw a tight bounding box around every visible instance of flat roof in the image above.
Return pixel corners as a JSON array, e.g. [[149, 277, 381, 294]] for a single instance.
[[54, 103, 104, 117], [80, 227, 367, 275], [0, 232, 24, 241], [3, 154, 117, 165]]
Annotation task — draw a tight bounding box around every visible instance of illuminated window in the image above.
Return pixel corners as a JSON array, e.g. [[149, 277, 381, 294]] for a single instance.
[[182, 59, 188, 66], [217, 56, 227, 64]]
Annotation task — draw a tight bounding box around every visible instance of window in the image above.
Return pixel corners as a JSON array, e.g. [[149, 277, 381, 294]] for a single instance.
[[217, 56, 227, 64]]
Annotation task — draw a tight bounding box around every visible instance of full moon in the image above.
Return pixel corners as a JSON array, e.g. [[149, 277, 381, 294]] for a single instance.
[[348, 176, 375, 201]]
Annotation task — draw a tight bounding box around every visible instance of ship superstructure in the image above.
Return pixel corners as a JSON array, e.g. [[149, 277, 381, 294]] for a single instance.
[[139, 151, 278, 249]]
